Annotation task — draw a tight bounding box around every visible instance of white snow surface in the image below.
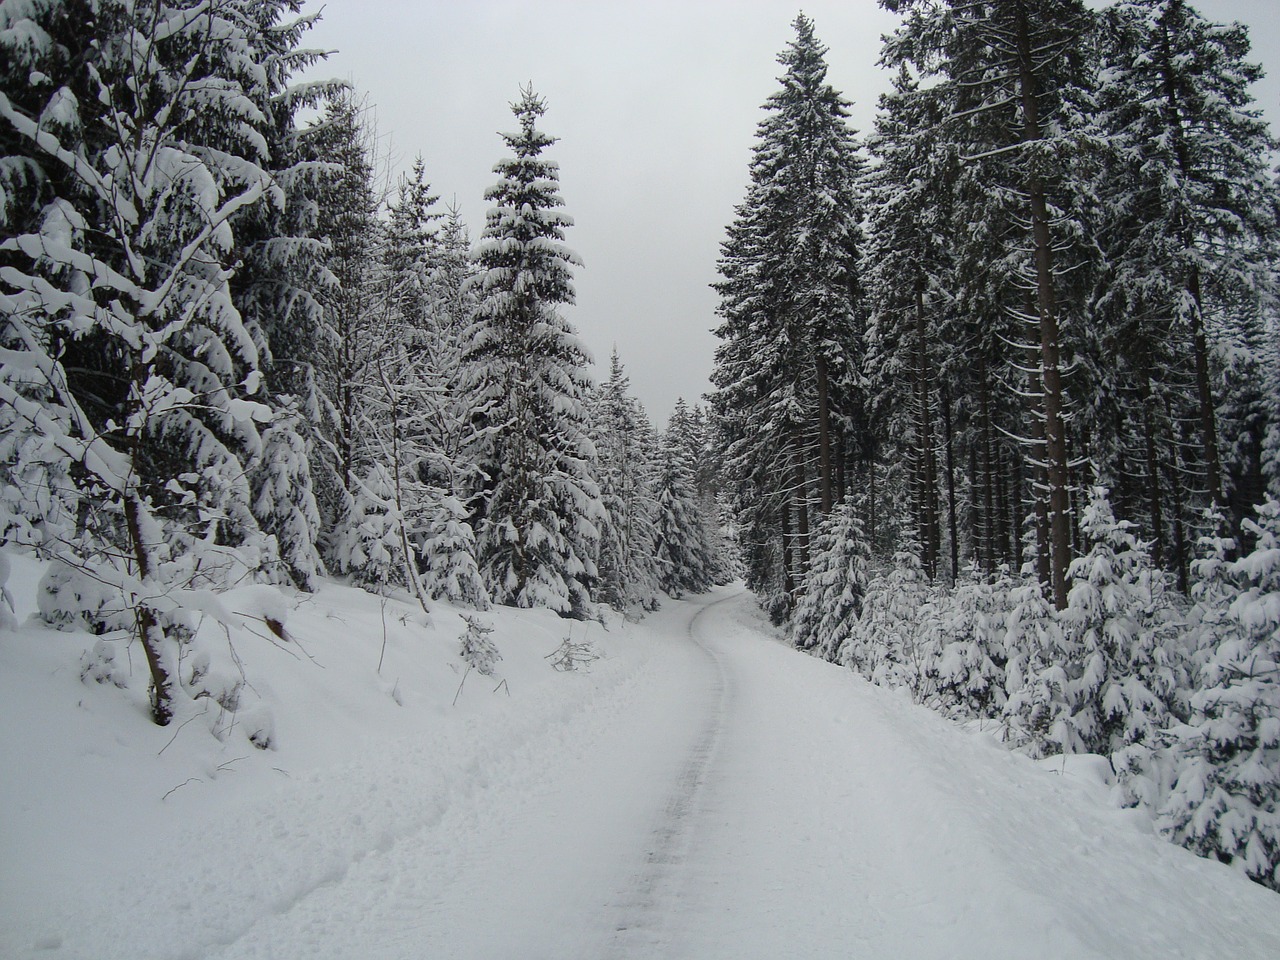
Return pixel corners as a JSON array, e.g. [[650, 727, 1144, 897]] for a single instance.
[[3, 561, 1278, 960]]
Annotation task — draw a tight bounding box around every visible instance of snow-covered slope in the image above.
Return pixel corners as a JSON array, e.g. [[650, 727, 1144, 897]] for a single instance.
[[2, 563, 1277, 959]]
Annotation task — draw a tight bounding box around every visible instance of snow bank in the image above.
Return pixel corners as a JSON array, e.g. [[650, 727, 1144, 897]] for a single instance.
[[0, 550, 647, 960]]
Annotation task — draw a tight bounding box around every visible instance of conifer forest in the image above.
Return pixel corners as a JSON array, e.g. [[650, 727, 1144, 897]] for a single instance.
[[4, 0, 1280, 919]]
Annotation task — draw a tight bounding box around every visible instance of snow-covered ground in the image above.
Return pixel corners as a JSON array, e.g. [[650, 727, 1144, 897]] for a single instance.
[[3, 562, 1279, 960]]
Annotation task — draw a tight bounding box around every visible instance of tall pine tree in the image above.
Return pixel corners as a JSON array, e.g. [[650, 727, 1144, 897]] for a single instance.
[[463, 85, 604, 615]]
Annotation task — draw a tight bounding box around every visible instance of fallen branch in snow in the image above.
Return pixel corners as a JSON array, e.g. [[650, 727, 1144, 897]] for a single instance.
[[378, 599, 389, 675], [156, 712, 206, 757], [545, 632, 599, 672], [161, 777, 203, 802], [452, 665, 472, 707]]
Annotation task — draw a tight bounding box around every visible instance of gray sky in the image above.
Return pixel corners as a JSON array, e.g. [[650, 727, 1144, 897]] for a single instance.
[[299, 0, 1280, 428]]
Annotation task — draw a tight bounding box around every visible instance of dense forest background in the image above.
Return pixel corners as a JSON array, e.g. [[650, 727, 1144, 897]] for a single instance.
[[2, 0, 1279, 891]]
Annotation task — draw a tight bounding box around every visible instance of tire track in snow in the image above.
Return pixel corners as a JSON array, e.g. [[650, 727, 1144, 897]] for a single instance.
[[600, 588, 738, 957]]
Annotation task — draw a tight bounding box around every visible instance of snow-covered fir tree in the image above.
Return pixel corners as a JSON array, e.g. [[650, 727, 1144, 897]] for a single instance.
[[462, 85, 604, 615], [1057, 488, 1187, 756], [415, 207, 489, 608], [1097, 0, 1280, 533], [653, 406, 718, 599], [228, 3, 336, 593], [919, 568, 1014, 720], [1159, 500, 1280, 891], [306, 91, 392, 581], [1001, 579, 1074, 758], [790, 498, 870, 662], [843, 547, 935, 695], [710, 13, 866, 612], [590, 352, 661, 613], [0, 0, 320, 724]]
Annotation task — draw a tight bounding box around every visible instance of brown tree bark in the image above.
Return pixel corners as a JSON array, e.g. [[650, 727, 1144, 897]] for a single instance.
[[1014, 0, 1072, 608], [914, 279, 940, 578], [942, 388, 960, 585], [815, 354, 834, 516]]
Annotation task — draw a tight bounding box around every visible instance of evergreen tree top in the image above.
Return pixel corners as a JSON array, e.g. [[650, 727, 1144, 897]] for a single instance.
[[497, 83, 558, 161]]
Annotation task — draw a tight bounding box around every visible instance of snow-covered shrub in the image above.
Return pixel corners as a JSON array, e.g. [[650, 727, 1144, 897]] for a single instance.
[[1058, 488, 1187, 757], [843, 547, 934, 695], [920, 567, 1013, 720], [38, 559, 131, 634], [1157, 499, 1280, 891], [330, 465, 405, 594], [546, 632, 600, 672], [79, 637, 129, 689], [421, 495, 489, 609], [791, 499, 869, 662], [252, 417, 323, 591], [458, 615, 500, 677], [1001, 578, 1073, 757]]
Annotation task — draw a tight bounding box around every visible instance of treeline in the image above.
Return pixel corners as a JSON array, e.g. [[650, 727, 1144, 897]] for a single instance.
[[0, 2, 729, 728], [709, 2, 1279, 890]]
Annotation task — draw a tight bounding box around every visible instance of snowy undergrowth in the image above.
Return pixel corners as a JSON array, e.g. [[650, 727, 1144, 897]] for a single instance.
[[0, 548, 650, 960]]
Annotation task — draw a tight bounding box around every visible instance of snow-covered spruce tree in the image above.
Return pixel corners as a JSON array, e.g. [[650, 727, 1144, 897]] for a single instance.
[[665, 398, 738, 586], [881, 0, 1103, 608], [305, 90, 432, 599], [590, 351, 661, 613], [653, 407, 717, 599], [791, 497, 870, 663], [414, 206, 489, 608], [843, 547, 935, 696], [0, 0, 300, 724], [463, 86, 603, 615], [710, 13, 865, 608], [863, 63, 957, 582], [251, 415, 323, 591], [919, 567, 1014, 720], [335, 159, 452, 608], [382, 156, 441, 333], [458, 614, 500, 677], [1001, 577, 1073, 757], [1097, 0, 1280, 525], [419, 494, 488, 609], [1159, 499, 1280, 891], [1058, 487, 1187, 757], [228, 2, 336, 592], [306, 90, 382, 556]]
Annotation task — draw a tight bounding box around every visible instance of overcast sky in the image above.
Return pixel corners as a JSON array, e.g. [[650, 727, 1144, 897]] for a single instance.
[[298, 0, 1280, 427]]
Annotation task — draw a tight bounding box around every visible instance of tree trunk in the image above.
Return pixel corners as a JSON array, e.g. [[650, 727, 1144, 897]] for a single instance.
[[780, 499, 796, 599], [124, 491, 174, 726], [868, 454, 877, 556], [1187, 267, 1224, 506], [835, 433, 847, 505], [1157, 13, 1224, 509], [1011, 451, 1026, 574], [815, 353, 834, 515], [943, 388, 960, 585], [914, 279, 939, 578], [979, 366, 996, 575], [1139, 373, 1166, 568], [1014, 0, 1072, 608], [792, 429, 811, 581], [1164, 396, 1191, 593], [995, 440, 1012, 569]]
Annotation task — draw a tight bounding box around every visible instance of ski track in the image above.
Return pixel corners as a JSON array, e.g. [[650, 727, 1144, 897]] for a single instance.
[[601, 592, 733, 957]]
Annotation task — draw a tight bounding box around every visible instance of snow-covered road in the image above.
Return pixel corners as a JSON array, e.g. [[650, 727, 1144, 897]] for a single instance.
[[212, 586, 1280, 959], [5, 583, 1280, 959]]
